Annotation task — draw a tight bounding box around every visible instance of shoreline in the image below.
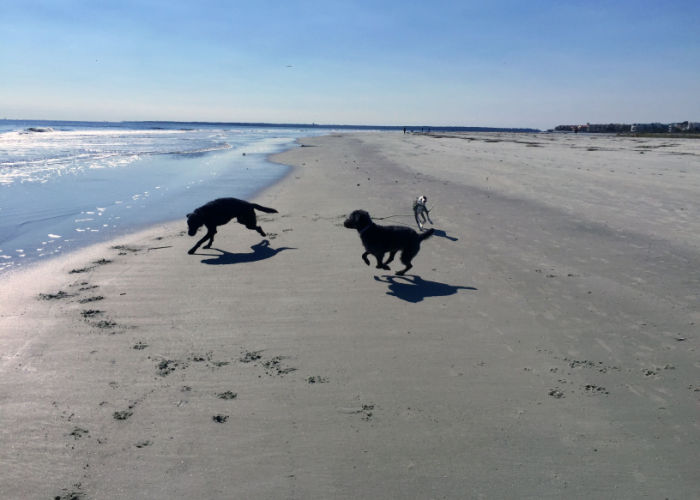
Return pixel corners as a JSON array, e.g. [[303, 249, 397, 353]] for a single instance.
[[0, 122, 320, 277], [1, 131, 698, 499], [0, 139, 303, 280]]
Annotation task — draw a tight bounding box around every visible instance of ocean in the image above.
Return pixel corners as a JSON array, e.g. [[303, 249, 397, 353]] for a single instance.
[[0, 120, 340, 275]]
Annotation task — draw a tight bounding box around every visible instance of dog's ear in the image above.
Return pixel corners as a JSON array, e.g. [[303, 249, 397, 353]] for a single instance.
[[186, 213, 193, 219]]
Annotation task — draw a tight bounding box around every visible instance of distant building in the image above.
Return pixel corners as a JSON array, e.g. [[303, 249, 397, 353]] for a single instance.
[[555, 121, 698, 134]]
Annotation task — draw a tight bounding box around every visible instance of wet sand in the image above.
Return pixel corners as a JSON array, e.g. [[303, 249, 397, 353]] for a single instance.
[[1, 132, 698, 499]]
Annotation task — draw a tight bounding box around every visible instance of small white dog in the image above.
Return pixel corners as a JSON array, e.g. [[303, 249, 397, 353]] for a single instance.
[[413, 195, 433, 231]]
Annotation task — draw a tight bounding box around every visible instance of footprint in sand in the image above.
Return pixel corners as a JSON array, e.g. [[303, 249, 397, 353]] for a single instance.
[[239, 350, 263, 363], [548, 388, 565, 399], [112, 244, 142, 255], [155, 359, 186, 377], [38, 290, 74, 300], [69, 427, 90, 439], [78, 296, 104, 304], [583, 384, 609, 395], [262, 356, 297, 376], [339, 403, 376, 421], [113, 410, 133, 421], [54, 482, 86, 500], [217, 391, 238, 400], [69, 266, 95, 274], [91, 319, 118, 330]]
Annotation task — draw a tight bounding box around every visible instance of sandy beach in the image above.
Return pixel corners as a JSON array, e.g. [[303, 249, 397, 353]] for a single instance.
[[1, 131, 698, 499]]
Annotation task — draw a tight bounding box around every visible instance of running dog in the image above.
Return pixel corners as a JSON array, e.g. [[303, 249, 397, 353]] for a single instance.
[[186, 197, 278, 254], [413, 195, 433, 231], [344, 209, 434, 275]]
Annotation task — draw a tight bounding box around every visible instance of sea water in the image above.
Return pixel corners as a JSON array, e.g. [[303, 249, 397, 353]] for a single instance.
[[0, 120, 335, 275]]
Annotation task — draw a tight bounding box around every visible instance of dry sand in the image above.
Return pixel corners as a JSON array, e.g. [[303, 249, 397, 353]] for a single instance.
[[1, 131, 698, 499]]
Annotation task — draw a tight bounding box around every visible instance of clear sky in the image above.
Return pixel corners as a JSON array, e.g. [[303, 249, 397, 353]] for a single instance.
[[2, 0, 698, 129]]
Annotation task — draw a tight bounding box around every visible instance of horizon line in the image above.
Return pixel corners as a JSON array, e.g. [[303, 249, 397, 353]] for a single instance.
[[0, 117, 542, 132]]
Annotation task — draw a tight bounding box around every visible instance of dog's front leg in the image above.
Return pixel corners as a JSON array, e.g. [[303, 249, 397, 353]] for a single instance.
[[188, 231, 213, 254], [202, 228, 217, 249], [374, 252, 390, 270], [383, 250, 397, 268]]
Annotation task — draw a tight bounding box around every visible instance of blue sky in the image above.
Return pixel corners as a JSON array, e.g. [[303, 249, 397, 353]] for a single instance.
[[1, 1, 698, 129]]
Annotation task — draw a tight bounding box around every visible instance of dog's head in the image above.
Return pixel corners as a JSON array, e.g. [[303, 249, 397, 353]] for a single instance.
[[343, 209, 372, 230], [186, 212, 203, 236], [417, 195, 427, 205]]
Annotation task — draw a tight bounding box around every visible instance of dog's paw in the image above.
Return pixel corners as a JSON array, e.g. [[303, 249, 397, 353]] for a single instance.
[[187, 249, 196, 255]]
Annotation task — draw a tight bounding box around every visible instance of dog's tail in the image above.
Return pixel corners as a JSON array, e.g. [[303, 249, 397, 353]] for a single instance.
[[419, 228, 435, 241], [251, 203, 278, 214]]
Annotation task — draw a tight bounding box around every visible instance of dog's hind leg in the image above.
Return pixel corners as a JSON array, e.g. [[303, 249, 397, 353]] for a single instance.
[[240, 210, 267, 237], [395, 261, 412, 276], [243, 219, 267, 237], [395, 247, 418, 275], [362, 251, 371, 266]]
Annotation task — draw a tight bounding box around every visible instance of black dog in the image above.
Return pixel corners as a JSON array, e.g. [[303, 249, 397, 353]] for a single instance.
[[186, 197, 278, 254], [344, 209, 435, 275]]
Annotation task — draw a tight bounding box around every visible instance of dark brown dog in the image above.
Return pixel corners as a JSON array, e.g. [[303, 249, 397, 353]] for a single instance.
[[344, 209, 434, 275], [186, 197, 278, 254]]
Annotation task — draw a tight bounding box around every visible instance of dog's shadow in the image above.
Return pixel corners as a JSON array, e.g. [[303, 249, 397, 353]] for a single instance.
[[432, 228, 458, 241], [198, 239, 295, 265], [374, 274, 476, 303]]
